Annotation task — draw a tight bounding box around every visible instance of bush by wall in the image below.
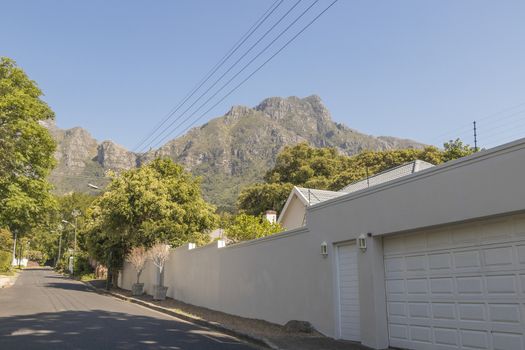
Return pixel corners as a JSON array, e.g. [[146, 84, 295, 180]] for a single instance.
[[0, 251, 11, 273], [73, 252, 94, 276]]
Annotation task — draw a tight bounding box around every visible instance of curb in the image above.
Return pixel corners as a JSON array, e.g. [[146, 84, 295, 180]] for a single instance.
[[83, 281, 279, 349]]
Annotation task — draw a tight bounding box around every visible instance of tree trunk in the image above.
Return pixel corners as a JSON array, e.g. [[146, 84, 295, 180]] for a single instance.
[[112, 269, 119, 288], [136, 270, 142, 284], [159, 268, 164, 287]]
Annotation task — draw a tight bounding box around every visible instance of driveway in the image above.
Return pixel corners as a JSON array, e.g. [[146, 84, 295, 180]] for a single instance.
[[0, 268, 257, 349]]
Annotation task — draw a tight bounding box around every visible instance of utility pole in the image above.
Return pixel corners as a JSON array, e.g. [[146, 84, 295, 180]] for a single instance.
[[55, 224, 63, 268], [473, 121, 478, 152], [18, 241, 23, 269], [12, 230, 17, 266], [71, 209, 81, 274]]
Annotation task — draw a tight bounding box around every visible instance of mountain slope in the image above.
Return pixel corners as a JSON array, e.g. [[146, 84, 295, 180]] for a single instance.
[[47, 95, 424, 211]]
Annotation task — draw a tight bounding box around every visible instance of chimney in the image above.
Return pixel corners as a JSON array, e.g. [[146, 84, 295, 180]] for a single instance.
[[264, 210, 277, 224]]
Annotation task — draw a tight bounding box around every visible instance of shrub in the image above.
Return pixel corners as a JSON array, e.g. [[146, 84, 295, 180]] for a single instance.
[[0, 251, 12, 273], [73, 252, 94, 276], [225, 213, 283, 244], [0, 229, 13, 252]]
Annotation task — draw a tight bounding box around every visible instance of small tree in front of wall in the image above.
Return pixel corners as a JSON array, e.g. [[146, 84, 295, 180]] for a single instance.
[[149, 243, 170, 300], [126, 246, 147, 296]]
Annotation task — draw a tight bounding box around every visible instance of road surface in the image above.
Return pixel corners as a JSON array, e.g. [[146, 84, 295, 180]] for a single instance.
[[0, 268, 257, 349]]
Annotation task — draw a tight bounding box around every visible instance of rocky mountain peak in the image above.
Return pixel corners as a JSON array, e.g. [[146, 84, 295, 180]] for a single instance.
[[255, 95, 330, 122], [225, 105, 254, 121], [97, 141, 138, 170]]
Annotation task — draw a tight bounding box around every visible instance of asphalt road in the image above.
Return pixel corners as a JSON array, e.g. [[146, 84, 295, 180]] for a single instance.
[[0, 268, 256, 349]]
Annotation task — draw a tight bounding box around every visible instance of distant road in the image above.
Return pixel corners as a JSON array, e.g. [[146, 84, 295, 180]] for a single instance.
[[0, 268, 255, 349]]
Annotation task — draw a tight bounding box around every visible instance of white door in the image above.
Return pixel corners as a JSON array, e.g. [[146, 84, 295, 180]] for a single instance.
[[336, 242, 361, 341], [383, 215, 525, 350]]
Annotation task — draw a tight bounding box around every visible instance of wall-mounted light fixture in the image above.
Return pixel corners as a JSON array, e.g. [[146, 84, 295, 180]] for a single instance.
[[358, 234, 367, 252], [321, 241, 328, 257]]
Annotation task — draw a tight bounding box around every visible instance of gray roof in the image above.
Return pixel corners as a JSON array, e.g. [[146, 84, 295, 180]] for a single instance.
[[296, 187, 347, 205], [340, 160, 434, 193], [283, 160, 435, 216]]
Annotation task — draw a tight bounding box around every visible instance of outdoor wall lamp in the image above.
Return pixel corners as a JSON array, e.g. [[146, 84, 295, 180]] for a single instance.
[[358, 234, 367, 252], [320, 241, 328, 257]]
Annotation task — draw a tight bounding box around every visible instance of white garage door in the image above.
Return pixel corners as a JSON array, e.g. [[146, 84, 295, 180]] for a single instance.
[[383, 214, 525, 350], [336, 242, 361, 341]]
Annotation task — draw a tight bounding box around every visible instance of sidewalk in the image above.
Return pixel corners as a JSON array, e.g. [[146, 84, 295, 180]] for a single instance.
[[86, 279, 372, 350], [0, 272, 18, 288]]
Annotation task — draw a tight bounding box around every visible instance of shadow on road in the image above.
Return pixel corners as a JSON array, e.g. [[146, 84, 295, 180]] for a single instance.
[[43, 282, 93, 292], [0, 309, 250, 349]]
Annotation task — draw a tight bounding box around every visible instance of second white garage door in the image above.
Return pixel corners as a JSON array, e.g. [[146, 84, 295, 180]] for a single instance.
[[383, 214, 525, 350]]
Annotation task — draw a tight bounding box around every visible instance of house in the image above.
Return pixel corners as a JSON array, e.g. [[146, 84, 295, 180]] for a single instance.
[[278, 187, 347, 229], [120, 139, 525, 350], [278, 159, 434, 230]]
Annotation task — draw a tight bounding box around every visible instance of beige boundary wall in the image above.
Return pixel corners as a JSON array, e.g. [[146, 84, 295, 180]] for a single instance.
[[119, 138, 525, 349], [119, 225, 340, 337]]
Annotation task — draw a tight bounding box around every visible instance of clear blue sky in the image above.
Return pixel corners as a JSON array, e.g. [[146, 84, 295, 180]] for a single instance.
[[2, 0, 524, 150]]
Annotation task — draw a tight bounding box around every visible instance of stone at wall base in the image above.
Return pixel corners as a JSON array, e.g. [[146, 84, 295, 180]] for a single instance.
[[131, 283, 144, 296], [284, 320, 314, 333], [153, 285, 168, 300]]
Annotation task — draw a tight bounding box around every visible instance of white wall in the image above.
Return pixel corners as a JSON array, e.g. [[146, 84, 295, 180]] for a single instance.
[[120, 227, 339, 337]]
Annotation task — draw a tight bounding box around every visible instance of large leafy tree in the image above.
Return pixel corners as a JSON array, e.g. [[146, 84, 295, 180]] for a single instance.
[[236, 182, 294, 216], [0, 57, 57, 236], [239, 141, 475, 216], [84, 158, 218, 273]]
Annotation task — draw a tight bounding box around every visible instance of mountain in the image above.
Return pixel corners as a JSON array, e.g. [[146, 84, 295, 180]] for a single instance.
[[46, 95, 424, 211]]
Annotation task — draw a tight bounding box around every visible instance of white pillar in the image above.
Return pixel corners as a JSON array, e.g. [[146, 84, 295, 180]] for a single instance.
[[357, 235, 389, 349]]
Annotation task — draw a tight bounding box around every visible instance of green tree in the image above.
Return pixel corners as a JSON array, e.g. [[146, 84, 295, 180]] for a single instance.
[[442, 138, 476, 162], [0, 228, 13, 252], [238, 141, 473, 216], [84, 158, 218, 277], [57, 192, 97, 252], [224, 214, 283, 244], [0, 57, 57, 236], [237, 182, 294, 216], [264, 143, 346, 185], [25, 192, 97, 267]]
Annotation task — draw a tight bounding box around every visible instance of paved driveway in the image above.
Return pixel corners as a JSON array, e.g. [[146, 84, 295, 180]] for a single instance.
[[0, 268, 256, 349]]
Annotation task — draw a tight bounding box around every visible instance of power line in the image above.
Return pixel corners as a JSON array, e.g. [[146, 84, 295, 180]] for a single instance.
[[145, 0, 334, 151], [137, 0, 306, 153], [133, 0, 285, 152], [150, 0, 339, 149]]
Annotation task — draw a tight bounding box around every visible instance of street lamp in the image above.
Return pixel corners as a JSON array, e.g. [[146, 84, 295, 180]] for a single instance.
[[62, 209, 81, 274]]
